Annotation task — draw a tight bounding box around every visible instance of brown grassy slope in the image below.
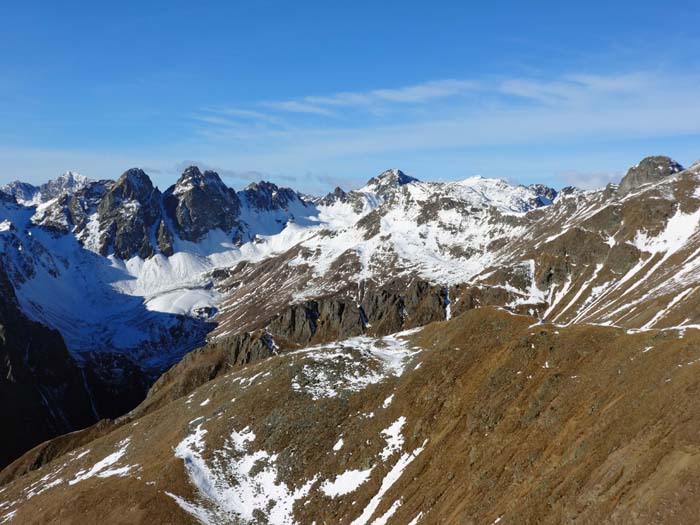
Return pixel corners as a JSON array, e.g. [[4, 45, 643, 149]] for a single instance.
[[1, 308, 700, 524]]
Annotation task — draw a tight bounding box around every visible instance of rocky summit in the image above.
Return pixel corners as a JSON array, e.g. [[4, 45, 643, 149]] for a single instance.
[[2, 156, 700, 524], [164, 166, 241, 244]]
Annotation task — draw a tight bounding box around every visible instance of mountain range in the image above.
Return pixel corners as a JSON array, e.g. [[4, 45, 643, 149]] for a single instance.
[[1, 155, 700, 523]]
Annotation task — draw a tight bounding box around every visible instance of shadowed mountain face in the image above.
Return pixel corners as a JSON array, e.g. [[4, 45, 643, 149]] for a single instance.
[[3, 156, 700, 522], [0, 263, 96, 468]]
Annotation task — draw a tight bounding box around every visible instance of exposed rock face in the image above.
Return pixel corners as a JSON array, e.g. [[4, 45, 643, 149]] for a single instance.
[[31, 177, 111, 235], [38, 171, 90, 202], [241, 180, 305, 212], [66, 180, 112, 233], [0, 263, 96, 468], [141, 278, 448, 410], [156, 219, 174, 256], [527, 183, 558, 206], [96, 168, 163, 259], [30, 193, 74, 234], [269, 299, 365, 344], [618, 155, 683, 195], [366, 168, 417, 192], [318, 186, 348, 206], [163, 166, 241, 242]]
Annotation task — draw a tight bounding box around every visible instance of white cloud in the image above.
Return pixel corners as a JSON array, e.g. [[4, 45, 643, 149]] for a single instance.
[[3, 70, 699, 194], [193, 70, 700, 161], [257, 78, 479, 117], [497, 72, 649, 105], [260, 100, 337, 116]]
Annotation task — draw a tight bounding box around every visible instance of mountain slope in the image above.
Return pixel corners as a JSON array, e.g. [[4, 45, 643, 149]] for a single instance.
[[0, 262, 96, 468], [3, 155, 700, 475], [204, 158, 700, 359], [1, 308, 699, 524]]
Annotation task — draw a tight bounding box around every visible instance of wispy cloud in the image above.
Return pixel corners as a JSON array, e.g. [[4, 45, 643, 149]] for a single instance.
[[260, 100, 338, 117], [193, 70, 700, 153], [301, 79, 478, 107], [5, 70, 700, 195], [253, 78, 479, 118], [497, 72, 649, 106], [174, 69, 700, 192]]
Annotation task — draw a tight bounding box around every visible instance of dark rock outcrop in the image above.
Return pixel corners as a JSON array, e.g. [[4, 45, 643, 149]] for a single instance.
[[318, 186, 348, 206], [136, 278, 448, 414], [241, 180, 305, 212], [66, 180, 112, 232], [618, 155, 683, 195], [527, 183, 558, 206], [156, 219, 174, 256], [96, 168, 162, 259], [364, 168, 418, 200], [163, 166, 241, 242], [136, 330, 276, 415]]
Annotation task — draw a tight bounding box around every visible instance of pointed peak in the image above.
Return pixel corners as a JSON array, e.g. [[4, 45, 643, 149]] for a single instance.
[[181, 165, 203, 177], [168, 166, 232, 200], [244, 180, 280, 193], [57, 171, 88, 184], [318, 186, 348, 206], [367, 168, 418, 187], [629, 155, 683, 174], [367, 168, 420, 190], [115, 168, 155, 195], [118, 167, 150, 182], [176, 166, 225, 187]]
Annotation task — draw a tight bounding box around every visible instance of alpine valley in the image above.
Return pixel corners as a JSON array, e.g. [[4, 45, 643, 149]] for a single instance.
[[2, 156, 700, 524]]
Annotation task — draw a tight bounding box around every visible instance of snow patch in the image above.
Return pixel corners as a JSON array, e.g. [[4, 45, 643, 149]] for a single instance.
[[321, 468, 374, 498], [68, 438, 132, 485], [170, 423, 316, 524]]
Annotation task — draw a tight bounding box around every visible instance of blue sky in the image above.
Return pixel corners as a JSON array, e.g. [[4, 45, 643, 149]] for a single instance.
[[2, 0, 700, 194]]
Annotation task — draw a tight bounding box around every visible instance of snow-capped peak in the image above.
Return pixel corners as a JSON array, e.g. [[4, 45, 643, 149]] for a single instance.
[[39, 171, 91, 201], [57, 170, 88, 186], [364, 168, 418, 190], [1, 170, 91, 205]]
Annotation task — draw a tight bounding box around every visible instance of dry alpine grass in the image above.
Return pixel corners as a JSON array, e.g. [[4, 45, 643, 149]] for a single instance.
[[2, 308, 700, 524]]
